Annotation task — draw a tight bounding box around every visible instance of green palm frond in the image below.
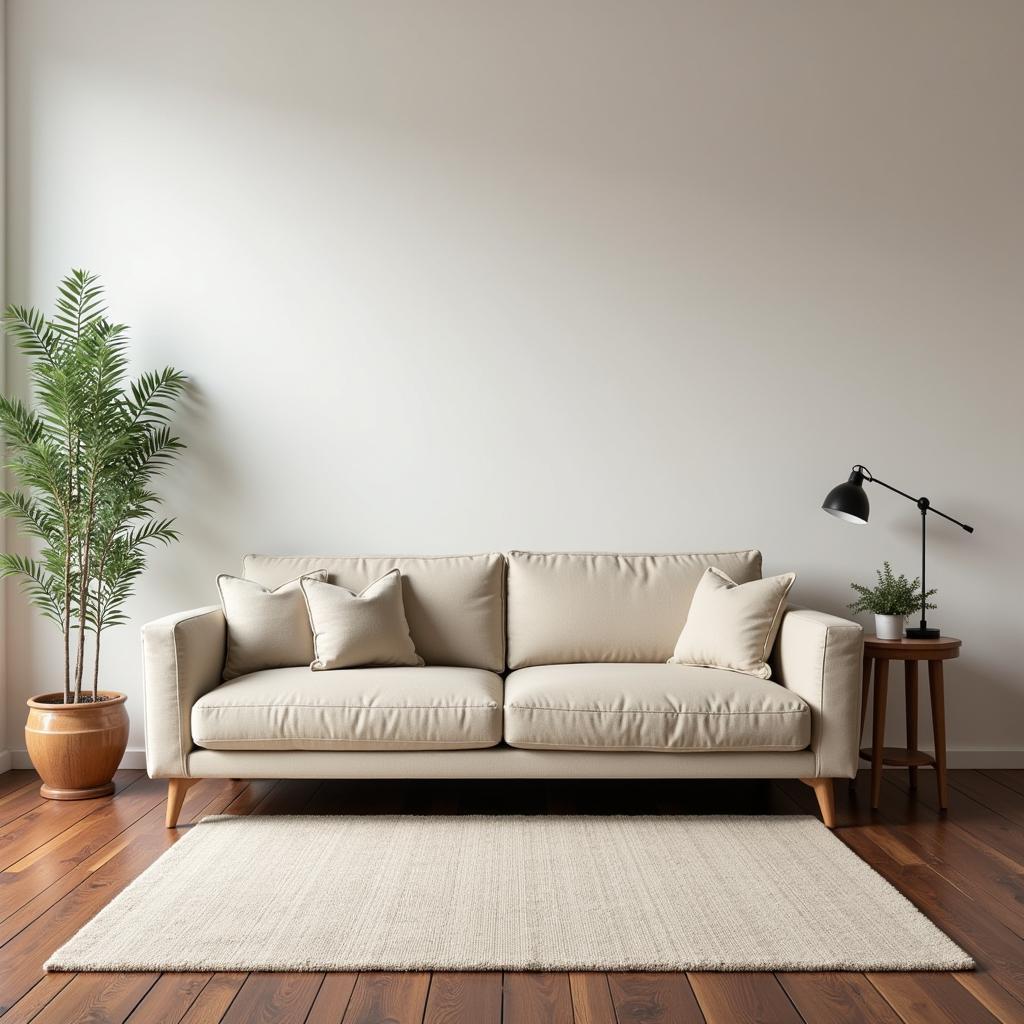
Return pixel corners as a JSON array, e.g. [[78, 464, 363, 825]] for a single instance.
[[51, 268, 106, 340], [0, 490, 62, 539], [1, 269, 188, 699], [0, 394, 45, 447], [2, 304, 61, 363], [0, 553, 66, 624], [127, 367, 189, 426]]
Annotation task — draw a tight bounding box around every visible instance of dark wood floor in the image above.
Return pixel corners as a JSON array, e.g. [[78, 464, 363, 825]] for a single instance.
[[1, 767, 1023, 1024]]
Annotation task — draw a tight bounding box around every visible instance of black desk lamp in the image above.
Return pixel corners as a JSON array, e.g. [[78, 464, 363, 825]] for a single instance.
[[822, 465, 974, 640]]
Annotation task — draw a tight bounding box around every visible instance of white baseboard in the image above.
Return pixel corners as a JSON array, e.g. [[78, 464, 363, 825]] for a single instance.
[[920, 748, 1024, 770], [0, 749, 11, 774], [8, 747, 148, 771]]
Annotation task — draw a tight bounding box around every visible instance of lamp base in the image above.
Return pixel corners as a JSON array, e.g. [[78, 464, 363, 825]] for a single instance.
[[906, 626, 941, 640]]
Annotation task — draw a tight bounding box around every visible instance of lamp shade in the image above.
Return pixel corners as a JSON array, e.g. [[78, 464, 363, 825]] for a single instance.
[[822, 471, 870, 524]]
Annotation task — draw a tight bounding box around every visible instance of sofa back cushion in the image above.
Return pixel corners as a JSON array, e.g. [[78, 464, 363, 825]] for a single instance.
[[243, 553, 505, 672], [506, 550, 762, 669]]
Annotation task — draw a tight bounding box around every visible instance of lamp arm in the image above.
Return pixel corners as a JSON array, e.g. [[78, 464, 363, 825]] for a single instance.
[[927, 505, 975, 533], [852, 465, 974, 534], [854, 466, 918, 504]]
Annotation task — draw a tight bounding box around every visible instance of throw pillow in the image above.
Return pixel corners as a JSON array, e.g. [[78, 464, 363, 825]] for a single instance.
[[301, 570, 424, 670], [668, 566, 795, 679], [218, 571, 328, 680]]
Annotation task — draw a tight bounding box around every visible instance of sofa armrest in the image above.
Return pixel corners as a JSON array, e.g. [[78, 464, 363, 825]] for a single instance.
[[142, 606, 226, 778], [771, 607, 864, 778]]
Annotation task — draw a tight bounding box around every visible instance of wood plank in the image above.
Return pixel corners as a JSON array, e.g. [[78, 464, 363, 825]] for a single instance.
[[503, 973, 574, 1024], [341, 972, 431, 1024], [177, 973, 247, 1024], [688, 973, 802, 1024], [0, 777, 171, 928], [887, 772, 1024, 868], [0, 772, 39, 801], [0, 775, 300, 1019], [568, 974, 617, 1024], [219, 972, 323, 1024], [955, 972, 1024, 1024], [867, 790, 1024, 942], [30, 972, 159, 1024], [0, 972, 74, 1023], [0, 778, 234, 1015], [208, 779, 279, 819], [807, 773, 1024, 955], [0, 777, 230, 950], [0, 796, 129, 873], [305, 973, 358, 1024], [243, 779, 322, 816], [423, 972, 502, 1024], [5, 776, 167, 874], [124, 972, 213, 1023], [0, 770, 145, 870], [837, 827, 1024, 1007], [0, 786, 47, 827], [867, 972, 1001, 1024], [0, 787, 46, 830], [778, 972, 902, 1023], [946, 771, 1024, 827], [979, 770, 1024, 799], [607, 972, 705, 1023], [5, 773, 1024, 1024]]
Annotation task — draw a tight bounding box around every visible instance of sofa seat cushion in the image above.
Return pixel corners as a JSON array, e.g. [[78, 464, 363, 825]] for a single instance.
[[503, 664, 810, 752], [192, 666, 503, 751]]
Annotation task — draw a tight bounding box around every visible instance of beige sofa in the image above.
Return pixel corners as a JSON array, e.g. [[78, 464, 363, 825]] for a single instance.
[[143, 551, 863, 828]]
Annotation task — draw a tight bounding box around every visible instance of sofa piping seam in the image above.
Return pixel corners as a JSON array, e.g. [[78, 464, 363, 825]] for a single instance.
[[506, 706, 806, 716], [196, 703, 499, 711], [192, 738, 497, 746], [817, 626, 829, 776], [171, 629, 185, 777], [761, 578, 796, 662], [506, 548, 761, 559], [505, 741, 809, 752]]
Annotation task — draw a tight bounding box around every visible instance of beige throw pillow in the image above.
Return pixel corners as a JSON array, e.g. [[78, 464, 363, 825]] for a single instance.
[[668, 567, 795, 679], [301, 570, 424, 670], [218, 571, 327, 680]]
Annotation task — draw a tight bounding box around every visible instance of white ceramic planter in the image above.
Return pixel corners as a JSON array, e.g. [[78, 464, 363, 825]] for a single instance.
[[874, 614, 905, 640]]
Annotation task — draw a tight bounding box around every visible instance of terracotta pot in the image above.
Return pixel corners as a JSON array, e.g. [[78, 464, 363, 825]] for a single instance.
[[25, 692, 129, 800]]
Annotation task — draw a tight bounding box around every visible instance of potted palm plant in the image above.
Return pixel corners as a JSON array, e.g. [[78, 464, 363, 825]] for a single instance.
[[0, 270, 187, 799], [848, 561, 937, 641]]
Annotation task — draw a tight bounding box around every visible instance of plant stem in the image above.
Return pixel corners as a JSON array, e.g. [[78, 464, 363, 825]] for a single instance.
[[73, 476, 98, 700], [63, 443, 73, 704], [91, 626, 102, 701], [62, 544, 71, 704], [91, 541, 111, 699]]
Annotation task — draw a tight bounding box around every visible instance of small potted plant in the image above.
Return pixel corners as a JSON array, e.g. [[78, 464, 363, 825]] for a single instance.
[[0, 270, 187, 799], [848, 561, 936, 641]]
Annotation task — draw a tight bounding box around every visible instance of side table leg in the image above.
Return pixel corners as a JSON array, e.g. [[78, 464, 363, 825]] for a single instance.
[[871, 658, 889, 810], [855, 656, 872, 790], [928, 659, 948, 812], [905, 660, 919, 790]]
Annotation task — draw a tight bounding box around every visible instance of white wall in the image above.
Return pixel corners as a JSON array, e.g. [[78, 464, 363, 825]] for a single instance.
[[4, 0, 1023, 767], [0, 0, 7, 771]]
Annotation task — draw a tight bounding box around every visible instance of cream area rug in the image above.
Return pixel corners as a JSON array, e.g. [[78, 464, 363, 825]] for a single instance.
[[47, 815, 972, 972]]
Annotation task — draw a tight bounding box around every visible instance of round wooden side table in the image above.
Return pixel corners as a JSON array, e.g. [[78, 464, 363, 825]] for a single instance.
[[859, 635, 961, 811]]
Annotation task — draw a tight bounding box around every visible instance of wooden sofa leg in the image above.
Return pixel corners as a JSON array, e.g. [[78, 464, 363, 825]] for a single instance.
[[166, 778, 198, 828], [800, 778, 837, 828]]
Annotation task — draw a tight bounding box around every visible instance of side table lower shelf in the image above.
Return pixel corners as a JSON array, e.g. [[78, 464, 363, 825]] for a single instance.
[[859, 747, 935, 769]]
